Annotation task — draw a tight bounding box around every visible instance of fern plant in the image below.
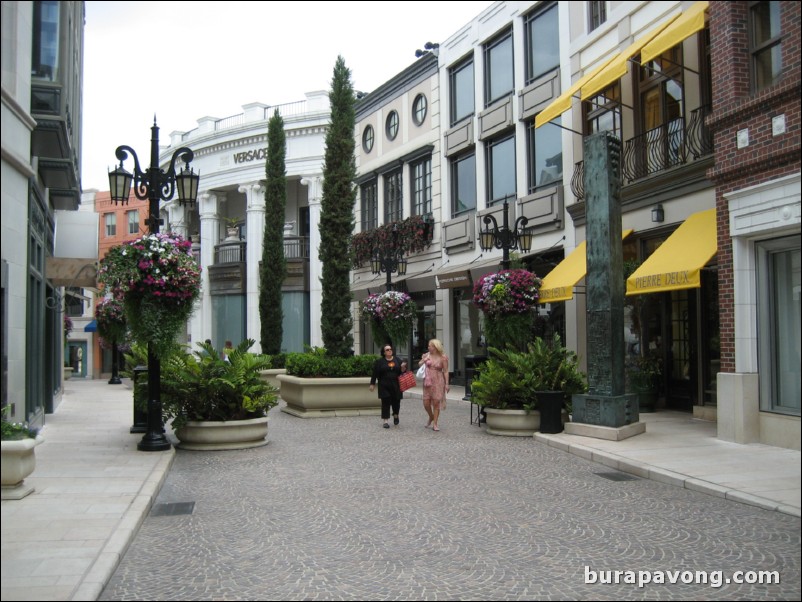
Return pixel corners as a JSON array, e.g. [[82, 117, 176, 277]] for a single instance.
[[160, 339, 278, 431], [471, 334, 587, 410]]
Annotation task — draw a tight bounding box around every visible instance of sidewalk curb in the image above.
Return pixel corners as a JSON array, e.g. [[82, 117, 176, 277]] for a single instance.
[[534, 433, 801, 518], [69, 449, 175, 601]]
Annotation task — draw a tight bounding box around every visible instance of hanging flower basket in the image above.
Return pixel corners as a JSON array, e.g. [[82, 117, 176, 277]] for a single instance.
[[473, 269, 542, 351], [95, 297, 127, 344], [360, 291, 416, 347], [98, 233, 200, 358]]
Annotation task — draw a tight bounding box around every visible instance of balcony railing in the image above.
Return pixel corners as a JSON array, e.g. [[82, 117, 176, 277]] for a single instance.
[[571, 105, 713, 200], [284, 236, 310, 259], [212, 237, 310, 265], [214, 241, 246, 264]]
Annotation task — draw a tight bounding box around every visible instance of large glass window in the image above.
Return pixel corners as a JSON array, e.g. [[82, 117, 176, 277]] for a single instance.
[[450, 58, 475, 126], [484, 29, 513, 106], [104, 213, 116, 237], [411, 157, 432, 216], [486, 134, 516, 206], [637, 48, 685, 176], [32, 0, 59, 81], [526, 121, 562, 193], [384, 169, 403, 223], [360, 180, 378, 232], [524, 3, 559, 85], [758, 238, 801, 415], [750, 1, 783, 91], [451, 153, 476, 217]]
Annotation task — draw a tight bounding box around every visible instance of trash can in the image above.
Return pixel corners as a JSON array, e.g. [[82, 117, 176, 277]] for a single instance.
[[537, 391, 565, 434], [130, 365, 148, 434], [462, 354, 487, 401]]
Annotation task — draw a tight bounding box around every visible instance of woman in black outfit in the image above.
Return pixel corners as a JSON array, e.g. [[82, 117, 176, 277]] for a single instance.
[[370, 344, 403, 428]]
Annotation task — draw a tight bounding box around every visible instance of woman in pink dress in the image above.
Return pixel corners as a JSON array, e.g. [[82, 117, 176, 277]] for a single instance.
[[418, 339, 449, 431]]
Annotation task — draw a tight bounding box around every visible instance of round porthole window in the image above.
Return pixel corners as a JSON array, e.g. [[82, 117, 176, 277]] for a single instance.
[[362, 125, 374, 153], [412, 94, 428, 126], [386, 110, 399, 140]]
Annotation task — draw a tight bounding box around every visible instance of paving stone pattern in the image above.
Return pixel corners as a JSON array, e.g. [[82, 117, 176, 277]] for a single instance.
[[100, 401, 801, 601]]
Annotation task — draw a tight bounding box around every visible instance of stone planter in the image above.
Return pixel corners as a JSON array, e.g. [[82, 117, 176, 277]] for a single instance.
[[484, 408, 541, 436], [1, 436, 43, 499], [63, 366, 73, 380], [278, 374, 380, 418], [259, 368, 287, 391], [174, 416, 269, 450]]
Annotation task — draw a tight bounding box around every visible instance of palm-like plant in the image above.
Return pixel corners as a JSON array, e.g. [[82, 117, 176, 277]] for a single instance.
[[161, 339, 278, 430]]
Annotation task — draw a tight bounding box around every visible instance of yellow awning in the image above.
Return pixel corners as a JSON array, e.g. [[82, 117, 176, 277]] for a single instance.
[[539, 229, 634, 303], [580, 15, 679, 100], [641, 1, 709, 65], [626, 208, 716, 296], [534, 54, 618, 129]]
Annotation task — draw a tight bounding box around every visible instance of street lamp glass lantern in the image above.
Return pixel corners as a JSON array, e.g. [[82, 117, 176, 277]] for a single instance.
[[108, 164, 133, 205], [479, 226, 495, 252], [371, 254, 382, 275], [396, 255, 408, 276], [175, 164, 200, 206], [517, 228, 533, 253]]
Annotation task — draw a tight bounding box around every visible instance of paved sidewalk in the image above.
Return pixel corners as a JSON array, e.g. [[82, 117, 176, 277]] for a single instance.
[[1, 378, 799, 601]]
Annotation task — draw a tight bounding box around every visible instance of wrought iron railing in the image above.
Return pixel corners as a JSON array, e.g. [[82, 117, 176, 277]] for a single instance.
[[686, 104, 713, 160], [214, 241, 246, 264], [284, 236, 310, 259], [571, 106, 714, 200]]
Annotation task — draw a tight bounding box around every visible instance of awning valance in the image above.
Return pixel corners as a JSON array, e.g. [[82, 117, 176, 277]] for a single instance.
[[641, 1, 709, 65], [84, 320, 98, 332], [538, 230, 634, 303], [534, 55, 618, 129], [580, 15, 679, 100], [626, 208, 716, 296]]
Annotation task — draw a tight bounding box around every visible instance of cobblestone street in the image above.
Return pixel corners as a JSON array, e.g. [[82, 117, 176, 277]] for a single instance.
[[100, 400, 801, 601]]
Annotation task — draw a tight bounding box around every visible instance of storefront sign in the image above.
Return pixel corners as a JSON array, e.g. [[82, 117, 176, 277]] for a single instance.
[[233, 148, 269, 164], [436, 270, 471, 289]]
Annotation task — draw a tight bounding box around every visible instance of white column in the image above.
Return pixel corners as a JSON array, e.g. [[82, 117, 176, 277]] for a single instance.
[[166, 201, 188, 238], [194, 191, 223, 344], [240, 182, 266, 353], [301, 175, 324, 348]]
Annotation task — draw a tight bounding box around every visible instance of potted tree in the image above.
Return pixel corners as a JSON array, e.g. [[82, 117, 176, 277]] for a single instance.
[[160, 339, 279, 450], [1, 408, 43, 499], [471, 334, 587, 436], [627, 354, 662, 413]]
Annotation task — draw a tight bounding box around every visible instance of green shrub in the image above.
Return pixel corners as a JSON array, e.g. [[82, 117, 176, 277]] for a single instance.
[[285, 351, 378, 377]]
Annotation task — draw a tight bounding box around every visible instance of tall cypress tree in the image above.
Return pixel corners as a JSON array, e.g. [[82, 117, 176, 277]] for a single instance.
[[319, 56, 356, 356], [259, 108, 287, 354]]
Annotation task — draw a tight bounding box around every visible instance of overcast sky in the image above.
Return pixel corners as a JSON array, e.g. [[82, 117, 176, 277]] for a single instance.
[[81, 0, 494, 191]]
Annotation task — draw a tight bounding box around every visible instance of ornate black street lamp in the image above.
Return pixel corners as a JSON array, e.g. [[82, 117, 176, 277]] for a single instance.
[[108, 119, 199, 452], [478, 194, 533, 269], [371, 224, 408, 291]]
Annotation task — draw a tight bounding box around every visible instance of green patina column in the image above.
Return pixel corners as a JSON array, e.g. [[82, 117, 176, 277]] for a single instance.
[[572, 132, 639, 428]]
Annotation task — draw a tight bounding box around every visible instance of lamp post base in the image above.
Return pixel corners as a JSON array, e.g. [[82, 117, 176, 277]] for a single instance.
[[137, 433, 171, 452], [108, 376, 122, 385]]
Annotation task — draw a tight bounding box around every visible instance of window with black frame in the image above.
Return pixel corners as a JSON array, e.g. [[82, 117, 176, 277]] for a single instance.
[[524, 3, 559, 86], [588, 1, 607, 33], [486, 133, 516, 206], [451, 152, 476, 217], [383, 169, 403, 223], [526, 121, 562, 194], [749, 0, 783, 92], [449, 58, 475, 126], [484, 29, 513, 107], [411, 156, 432, 216], [360, 180, 377, 232]]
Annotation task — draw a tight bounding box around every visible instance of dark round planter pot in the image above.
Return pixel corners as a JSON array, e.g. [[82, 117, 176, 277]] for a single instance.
[[536, 390, 565, 434]]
